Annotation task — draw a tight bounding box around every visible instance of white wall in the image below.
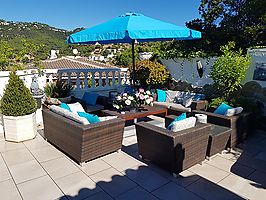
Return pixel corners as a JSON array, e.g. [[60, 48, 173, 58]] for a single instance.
[[160, 58, 216, 87], [161, 48, 266, 87]]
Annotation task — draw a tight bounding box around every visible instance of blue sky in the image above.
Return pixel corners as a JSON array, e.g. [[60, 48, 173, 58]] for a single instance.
[[0, 0, 201, 30]]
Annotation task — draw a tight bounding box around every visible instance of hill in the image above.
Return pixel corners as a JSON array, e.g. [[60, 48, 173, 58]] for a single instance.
[[0, 19, 91, 59]]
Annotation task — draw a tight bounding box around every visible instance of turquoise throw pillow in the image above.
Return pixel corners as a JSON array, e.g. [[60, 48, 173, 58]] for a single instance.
[[60, 103, 71, 112], [214, 103, 233, 115], [157, 89, 166, 102], [167, 113, 186, 130], [77, 111, 100, 124], [82, 92, 99, 105]]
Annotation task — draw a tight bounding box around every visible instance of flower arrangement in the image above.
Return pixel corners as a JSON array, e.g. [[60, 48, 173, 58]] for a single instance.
[[113, 93, 136, 110], [135, 88, 154, 106], [112, 88, 153, 111]]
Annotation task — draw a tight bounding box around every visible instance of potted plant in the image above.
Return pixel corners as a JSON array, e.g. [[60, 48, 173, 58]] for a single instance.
[[44, 80, 73, 104], [0, 71, 37, 142]]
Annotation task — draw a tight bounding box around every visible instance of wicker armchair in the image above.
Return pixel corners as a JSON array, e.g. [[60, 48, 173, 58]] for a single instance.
[[135, 116, 211, 175], [42, 109, 125, 165], [192, 110, 252, 148]]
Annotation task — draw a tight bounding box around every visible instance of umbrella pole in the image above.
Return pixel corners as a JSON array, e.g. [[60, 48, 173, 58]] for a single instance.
[[131, 39, 136, 89]]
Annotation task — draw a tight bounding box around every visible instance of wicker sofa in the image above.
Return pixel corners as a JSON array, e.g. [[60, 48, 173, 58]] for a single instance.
[[192, 110, 252, 148], [153, 90, 207, 115], [135, 115, 211, 175], [42, 108, 125, 165]]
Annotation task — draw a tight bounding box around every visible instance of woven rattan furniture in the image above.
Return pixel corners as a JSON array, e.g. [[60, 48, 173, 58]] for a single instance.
[[102, 105, 167, 122], [193, 110, 252, 148], [206, 125, 231, 158], [42, 109, 125, 165], [167, 100, 207, 116], [135, 115, 211, 176]]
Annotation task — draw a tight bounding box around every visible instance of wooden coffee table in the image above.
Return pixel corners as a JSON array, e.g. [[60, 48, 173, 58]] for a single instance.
[[102, 105, 167, 123]]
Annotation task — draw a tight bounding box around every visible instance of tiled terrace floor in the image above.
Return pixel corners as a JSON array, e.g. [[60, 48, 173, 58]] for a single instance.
[[0, 116, 266, 200]]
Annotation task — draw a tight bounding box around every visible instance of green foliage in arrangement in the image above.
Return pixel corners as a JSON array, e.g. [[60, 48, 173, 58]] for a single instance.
[[0, 71, 37, 116], [210, 42, 251, 98], [44, 80, 73, 98], [132, 60, 170, 88]]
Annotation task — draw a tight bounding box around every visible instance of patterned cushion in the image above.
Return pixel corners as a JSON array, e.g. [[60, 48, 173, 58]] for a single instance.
[[171, 117, 197, 132], [225, 107, 243, 117], [166, 90, 177, 103]]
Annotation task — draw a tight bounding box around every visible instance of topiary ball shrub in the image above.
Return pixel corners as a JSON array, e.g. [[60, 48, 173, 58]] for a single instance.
[[0, 71, 37, 116]]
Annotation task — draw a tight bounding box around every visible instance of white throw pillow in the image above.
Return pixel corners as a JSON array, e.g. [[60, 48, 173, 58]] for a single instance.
[[64, 112, 89, 125], [166, 90, 177, 103], [67, 102, 85, 114], [99, 116, 118, 122], [225, 107, 243, 117], [183, 96, 193, 108], [171, 117, 197, 132], [50, 105, 67, 117]]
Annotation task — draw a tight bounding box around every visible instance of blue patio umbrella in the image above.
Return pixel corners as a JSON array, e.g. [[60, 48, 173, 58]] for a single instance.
[[67, 13, 201, 86]]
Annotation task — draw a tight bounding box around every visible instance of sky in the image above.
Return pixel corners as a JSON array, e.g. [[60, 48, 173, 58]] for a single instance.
[[0, 0, 201, 30]]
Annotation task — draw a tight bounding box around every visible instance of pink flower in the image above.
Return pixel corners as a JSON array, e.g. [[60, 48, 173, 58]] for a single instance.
[[139, 94, 145, 100], [139, 88, 144, 93]]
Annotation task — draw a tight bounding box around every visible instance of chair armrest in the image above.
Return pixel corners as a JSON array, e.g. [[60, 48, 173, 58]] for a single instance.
[[192, 110, 234, 127], [165, 115, 177, 128]]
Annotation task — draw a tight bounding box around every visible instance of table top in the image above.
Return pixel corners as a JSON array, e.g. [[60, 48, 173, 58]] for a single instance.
[[210, 124, 231, 136], [102, 106, 167, 121]]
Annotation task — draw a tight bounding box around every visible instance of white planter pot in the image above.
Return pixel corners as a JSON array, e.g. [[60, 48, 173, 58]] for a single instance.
[[3, 113, 37, 142]]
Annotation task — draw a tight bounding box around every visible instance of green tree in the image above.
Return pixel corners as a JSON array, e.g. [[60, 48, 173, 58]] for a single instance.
[[0, 71, 37, 116], [210, 42, 251, 98]]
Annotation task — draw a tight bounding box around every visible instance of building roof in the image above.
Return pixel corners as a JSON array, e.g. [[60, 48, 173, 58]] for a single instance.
[[40, 56, 119, 70]]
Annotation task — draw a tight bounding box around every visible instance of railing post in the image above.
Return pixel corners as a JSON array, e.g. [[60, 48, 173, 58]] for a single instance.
[[91, 72, 96, 89], [98, 72, 103, 88], [76, 72, 81, 90], [84, 71, 89, 90], [67, 72, 71, 85]]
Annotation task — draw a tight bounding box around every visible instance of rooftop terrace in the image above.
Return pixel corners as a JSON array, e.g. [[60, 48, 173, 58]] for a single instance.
[[0, 115, 265, 200]]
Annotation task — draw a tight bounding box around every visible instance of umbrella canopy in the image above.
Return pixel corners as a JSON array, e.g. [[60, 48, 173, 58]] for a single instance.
[[67, 13, 201, 44], [67, 13, 201, 87]]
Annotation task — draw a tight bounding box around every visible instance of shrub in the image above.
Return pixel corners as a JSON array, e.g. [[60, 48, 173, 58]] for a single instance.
[[208, 97, 229, 110], [210, 42, 251, 98], [0, 71, 37, 116], [44, 80, 73, 98], [132, 60, 170, 88]]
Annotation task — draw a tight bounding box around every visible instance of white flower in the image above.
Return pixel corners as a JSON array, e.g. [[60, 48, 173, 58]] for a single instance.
[[144, 95, 149, 99], [123, 93, 128, 97], [135, 93, 140, 98], [125, 99, 131, 106], [146, 98, 151, 105], [149, 96, 154, 102], [113, 104, 120, 109], [146, 90, 151, 95], [116, 96, 122, 101], [128, 96, 134, 101]]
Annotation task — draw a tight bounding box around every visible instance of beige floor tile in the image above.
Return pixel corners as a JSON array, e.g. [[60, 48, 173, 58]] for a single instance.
[[173, 170, 201, 187], [152, 182, 202, 200], [122, 136, 138, 146], [101, 152, 146, 172], [247, 170, 266, 188], [17, 175, 63, 200], [0, 179, 22, 200], [29, 145, 63, 162], [55, 171, 100, 199], [90, 168, 137, 197], [123, 165, 169, 192], [23, 136, 51, 150], [80, 158, 111, 176], [0, 154, 12, 182], [207, 155, 255, 177], [2, 147, 34, 166], [9, 159, 46, 184], [116, 186, 158, 200], [41, 157, 80, 179], [218, 174, 266, 200], [187, 178, 245, 200], [0, 141, 25, 152], [84, 191, 112, 200], [189, 163, 230, 183]]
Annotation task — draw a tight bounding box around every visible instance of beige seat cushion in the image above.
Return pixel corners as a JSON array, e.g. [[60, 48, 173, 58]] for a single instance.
[[153, 101, 170, 109], [168, 103, 191, 112]]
